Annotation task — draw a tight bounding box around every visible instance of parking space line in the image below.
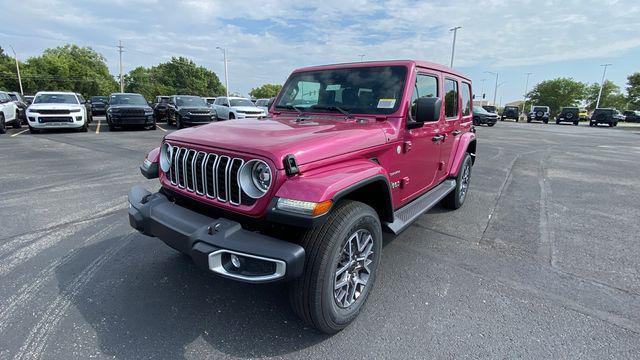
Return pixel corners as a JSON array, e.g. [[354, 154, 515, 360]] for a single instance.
[[10, 129, 29, 137], [157, 125, 167, 132], [95, 120, 101, 134]]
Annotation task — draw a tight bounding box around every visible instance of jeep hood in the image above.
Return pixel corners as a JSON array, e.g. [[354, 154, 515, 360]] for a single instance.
[[165, 116, 388, 169], [28, 103, 83, 110]]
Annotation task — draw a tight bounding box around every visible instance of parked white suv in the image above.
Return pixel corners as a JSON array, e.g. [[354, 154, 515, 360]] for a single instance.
[[0, 91, 20, 134], [26, 92, 89, 133], [212, 96, 266, 120]]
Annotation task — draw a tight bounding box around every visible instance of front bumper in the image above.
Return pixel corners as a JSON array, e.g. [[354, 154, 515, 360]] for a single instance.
[[128, 186, 305, 283], [109, 115, 155, 125], [28, 114, 85, 129]]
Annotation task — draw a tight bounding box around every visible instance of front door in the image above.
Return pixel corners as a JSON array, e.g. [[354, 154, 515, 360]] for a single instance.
[[399, 72, 444, 204]]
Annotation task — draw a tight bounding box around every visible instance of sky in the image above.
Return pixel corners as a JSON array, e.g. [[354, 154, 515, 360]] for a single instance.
[[1, 0, 639, 104]]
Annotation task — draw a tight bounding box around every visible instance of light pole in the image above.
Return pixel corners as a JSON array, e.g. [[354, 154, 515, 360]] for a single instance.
[[522, 72, 532, 114], [484, 71, 499, 105], [357, 54, 365, 62], [117, 40, 124, 93], [216, 47, 229, 98], [496, 82, 506, 107], [449, 26, 462, 68], [8, 45, 23, 95], [596, 64, 612, 109]]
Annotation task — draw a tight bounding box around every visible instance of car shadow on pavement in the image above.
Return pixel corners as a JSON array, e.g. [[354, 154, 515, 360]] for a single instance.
[[56, 235, 328, 359]]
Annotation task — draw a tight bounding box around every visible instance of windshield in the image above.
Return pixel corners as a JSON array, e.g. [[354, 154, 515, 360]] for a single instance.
[[109, 94, 147, 105], [255, 99, 269, 106], [33, 93, 79, 104], [473, 106, 490, 114], [176, 96, 206, 107], [504, 106, 518, 111], [275, 66, 407, 115], [8, 94, 18, 101], [533, 107, 548, 112], [229, 98, 254, 107], [205, 98, 216, 105], [91, 96, 107, 103]]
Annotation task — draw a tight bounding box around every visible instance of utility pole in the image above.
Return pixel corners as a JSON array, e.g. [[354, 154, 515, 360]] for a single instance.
[[596, 64, 612, 109], [8, 45, 23, 95], [358, 54, 365, 62], [117, 40, 124, 93], [449, 26, 462, 68], [216, 47, 229, 98], [484, 71, 499, 105], [522, 72, 532, 114]]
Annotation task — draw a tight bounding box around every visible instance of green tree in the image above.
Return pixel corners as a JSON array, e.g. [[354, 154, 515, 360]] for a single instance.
[[249, 84, 282, 99], [585, 80, 627, 111], [526, 78, 587, 117], [0, 46, 22, 92], [125, 57, 225, 100], [626, 72, 640, 110], [20, 44, 118, 96]]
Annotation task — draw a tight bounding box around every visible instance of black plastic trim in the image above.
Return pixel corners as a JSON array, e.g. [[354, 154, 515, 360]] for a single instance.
[[128, 186, 305, 283], [140, 161, 158, 179]]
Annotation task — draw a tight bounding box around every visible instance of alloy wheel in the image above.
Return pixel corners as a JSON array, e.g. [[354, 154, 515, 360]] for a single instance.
[[459, 162, 471, 202], [334, 229, 375, 308]]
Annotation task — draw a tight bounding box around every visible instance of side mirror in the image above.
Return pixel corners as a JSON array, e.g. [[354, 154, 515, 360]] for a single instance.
[[415, 97, 442, 124]]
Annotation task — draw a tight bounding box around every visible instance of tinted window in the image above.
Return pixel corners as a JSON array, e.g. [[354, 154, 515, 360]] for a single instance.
[[229, 98, 255, 107], [410, 74, 438, 120], [33, 93, 79, 104], [461, 82, 471, 116], [276, 66, 407, 115], [109, 94, 148, 105], [444, 79, 459, 118], [91, 96, 107, 103]]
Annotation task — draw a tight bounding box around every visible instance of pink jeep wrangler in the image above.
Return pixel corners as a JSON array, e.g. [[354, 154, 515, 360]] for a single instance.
[[130, 60, 476, 333]]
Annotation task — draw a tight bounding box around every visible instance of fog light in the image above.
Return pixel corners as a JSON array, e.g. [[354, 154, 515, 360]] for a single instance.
[[76, 116, 82, 121], [230, 254, 241, 268]]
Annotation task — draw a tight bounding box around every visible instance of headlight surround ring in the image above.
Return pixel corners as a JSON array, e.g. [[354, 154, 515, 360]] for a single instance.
[[160, 142, 173, 173], [239, 160, 272, 199]]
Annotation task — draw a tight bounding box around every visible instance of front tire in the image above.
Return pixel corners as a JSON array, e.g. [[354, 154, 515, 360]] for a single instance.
[[12, 111, 21, 129], [29, 125, 38, 134], [289, 200, 382, 334], [442, 153, 472, 209]]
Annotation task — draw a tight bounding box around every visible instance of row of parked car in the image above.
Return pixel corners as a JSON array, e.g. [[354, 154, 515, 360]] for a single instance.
[[473, 104, 637, 128], [0, 90, 274, 134]]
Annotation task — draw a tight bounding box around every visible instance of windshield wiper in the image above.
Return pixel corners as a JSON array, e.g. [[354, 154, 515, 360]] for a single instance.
[[310, 105, 353, 118], [275, 104, 304, 115]]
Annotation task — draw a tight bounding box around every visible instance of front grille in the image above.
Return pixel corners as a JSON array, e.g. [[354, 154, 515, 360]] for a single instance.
[[37, 109, 71, 115], [120, 109, 145, 116], [39, 116, 73, 123], [169, 146, 244, 206], [189, 110, 210, 115]]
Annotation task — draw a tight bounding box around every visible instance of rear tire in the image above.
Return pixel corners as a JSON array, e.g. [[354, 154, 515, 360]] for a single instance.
[[12, 111, 21, 129], [289, 200, 382, 334], [0, 113, 6, 134], [442, 153, 472, 210]]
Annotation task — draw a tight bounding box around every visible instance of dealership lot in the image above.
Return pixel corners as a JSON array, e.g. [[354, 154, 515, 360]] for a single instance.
[[1, 120, 639, 358]]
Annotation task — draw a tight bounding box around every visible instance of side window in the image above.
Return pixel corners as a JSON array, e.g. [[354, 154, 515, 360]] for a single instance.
[[410, 74, 439, 121], [444, 79, 459, 118], [77, 94, 85, 104], [461, 82, 471, 116]]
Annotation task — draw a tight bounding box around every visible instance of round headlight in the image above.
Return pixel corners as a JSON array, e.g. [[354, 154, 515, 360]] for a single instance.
[[239, 160, 272, 199], [160, 142, 173, 173]]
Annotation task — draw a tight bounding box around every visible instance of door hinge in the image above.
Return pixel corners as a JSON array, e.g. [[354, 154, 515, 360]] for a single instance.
[[401, 177, 410, 188], [438, 161, 445, 170], [403, 141, 412, 153]]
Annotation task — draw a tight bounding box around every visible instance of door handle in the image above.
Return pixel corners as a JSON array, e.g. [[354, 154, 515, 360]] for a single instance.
[[451, 130, 461, 136], [432, 135, 445, 143]]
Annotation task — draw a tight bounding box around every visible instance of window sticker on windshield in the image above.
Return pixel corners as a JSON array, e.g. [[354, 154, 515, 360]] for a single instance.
[[326, 84, 341, 91], [377, 99, 396, 108]]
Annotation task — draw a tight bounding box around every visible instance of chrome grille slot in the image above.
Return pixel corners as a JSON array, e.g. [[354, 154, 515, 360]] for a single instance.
[[165, 146, 248, 206], [176, 148, 187, 188], [194, 152, 206, 195], [205, 154, 218, 198], [185, 150, 197, 191], [216, 156, 230, 202], [229, 158, 244, 205]]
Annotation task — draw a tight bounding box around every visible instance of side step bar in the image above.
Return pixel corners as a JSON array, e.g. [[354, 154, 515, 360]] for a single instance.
[[383, 179, 456, 235]]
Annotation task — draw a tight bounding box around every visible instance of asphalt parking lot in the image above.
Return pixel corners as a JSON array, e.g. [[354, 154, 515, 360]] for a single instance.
[[1, 118, 639, 359]]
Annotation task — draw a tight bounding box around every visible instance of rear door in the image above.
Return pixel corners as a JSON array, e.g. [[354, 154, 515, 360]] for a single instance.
[[398, 71, 444, 204], [439, 78, 467, 181]]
